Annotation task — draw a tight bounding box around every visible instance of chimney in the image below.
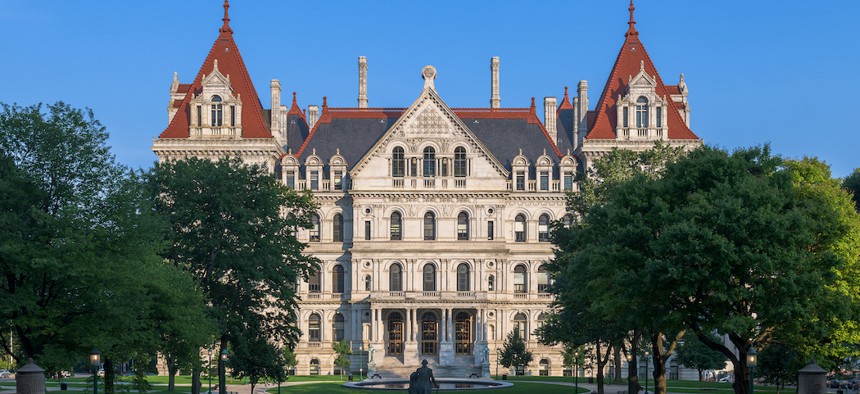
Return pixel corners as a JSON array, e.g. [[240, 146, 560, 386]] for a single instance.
[[270, 80, 282, 142], [544, 97, 558, 145], [490, 57, 500, 108], [358, 56, 368, 108], [308, 105, 319, 129], [575, 80, 589, 148]]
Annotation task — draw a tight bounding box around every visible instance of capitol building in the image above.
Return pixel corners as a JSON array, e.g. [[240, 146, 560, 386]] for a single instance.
[[152, 0, 701, 378]]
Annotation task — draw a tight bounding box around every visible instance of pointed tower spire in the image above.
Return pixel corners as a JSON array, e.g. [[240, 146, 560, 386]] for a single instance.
[[626, 0, 638, 37], [220, 0, 233, 34]]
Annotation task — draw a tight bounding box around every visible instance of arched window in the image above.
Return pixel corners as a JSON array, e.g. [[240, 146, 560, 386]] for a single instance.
[[365, 275, 372, 291], [389, 263, 403, 292], [392, 147, 405, 177], [457, 211, 470, 240], [333, 314, 345, 341], [333, 214, 344, 242], [308, 271, 320, 293], [454, 147, 467, 177], [513, 312, 528, 340], [538, 265, 550, 293], [211, 95, 223, 126], [423, 147, 436, 177], [456, 263, 470, 292], [636, 96, 649, 128], [537, 313, 548, 330], [423, 212, 436, 241], [562, 214, 574, 227], [538, 214, 550, 242], [423, 264, 436, 291], [488, 275, 495, 291], [513, 265, 527, 293], [332, 265, 345, 293], [309, 314, 321, 342], [515, 214, 527, 242], [390, 212, 402, 240], [310, 214, 320, 242], [309, 358, 320, 375]]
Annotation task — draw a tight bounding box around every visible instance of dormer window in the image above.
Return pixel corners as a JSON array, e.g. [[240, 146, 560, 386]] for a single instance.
[[635, 97, 649, 128], [211, 95, 223, 126]]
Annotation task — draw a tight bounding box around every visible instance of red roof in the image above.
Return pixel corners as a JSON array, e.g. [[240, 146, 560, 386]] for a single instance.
[[159, 3, 271, 139], [665, 85, 681, 95], [587, 2, 697, 140], [558, 86, 574, 111]]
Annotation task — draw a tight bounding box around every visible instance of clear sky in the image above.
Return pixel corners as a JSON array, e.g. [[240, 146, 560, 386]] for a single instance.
[[2, 1, 858, 176]]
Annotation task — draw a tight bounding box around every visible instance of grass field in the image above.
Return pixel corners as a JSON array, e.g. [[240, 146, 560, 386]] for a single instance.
[[265, 381, 590, 394]]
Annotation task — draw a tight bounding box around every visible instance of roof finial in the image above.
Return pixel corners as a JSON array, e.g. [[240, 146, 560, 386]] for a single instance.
[[322, 96, 328, 110], [626, 0, 638, 37], [530, 97, 536, 114], [220, 0, 233, 34], [292, 92, 297, 106], [563, 86, 569, 100]]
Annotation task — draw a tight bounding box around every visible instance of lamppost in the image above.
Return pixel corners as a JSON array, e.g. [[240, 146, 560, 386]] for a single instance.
[[496, 348, 500, 379], [746, 347, 757, 394], [219, 349, 228, 394], [626, 353, 636, 394], [642, 351, 650, 394], [89, 349, 101, 394], [207, 347, 213, 394], [574, 351, 579, 394]]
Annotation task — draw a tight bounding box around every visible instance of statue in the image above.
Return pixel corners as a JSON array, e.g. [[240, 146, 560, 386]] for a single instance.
[[368, 345, 375, 363], [408, 359, 438, 394]]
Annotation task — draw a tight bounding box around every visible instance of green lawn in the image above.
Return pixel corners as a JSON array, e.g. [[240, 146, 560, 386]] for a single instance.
[[265, 381, 589, 394]]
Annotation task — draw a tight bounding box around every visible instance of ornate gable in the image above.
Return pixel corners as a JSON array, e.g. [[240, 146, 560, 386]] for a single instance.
[[350, 66, 508, 182]]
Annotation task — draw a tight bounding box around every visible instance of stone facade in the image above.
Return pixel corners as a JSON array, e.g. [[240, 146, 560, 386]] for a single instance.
[[151, 0, 702, 379]]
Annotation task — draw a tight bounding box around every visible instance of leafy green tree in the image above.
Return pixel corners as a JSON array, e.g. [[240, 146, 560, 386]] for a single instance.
[[843, 168, 860, 212], [0, 102, 188, 382], [332, 340, 353, 379], [674, 332, 727, 381], [499, 328, 533, 376], [756, 343, 802, 394], [148, 157, 319, 394], [558, 146, 860, 394]]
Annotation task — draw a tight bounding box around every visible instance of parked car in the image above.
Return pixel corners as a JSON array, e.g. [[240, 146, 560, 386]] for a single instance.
[[0, 369, 11, 378], [97, 368, 105, 377]]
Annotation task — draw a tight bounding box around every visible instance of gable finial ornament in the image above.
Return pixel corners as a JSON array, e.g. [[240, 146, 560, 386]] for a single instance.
[[213, 59, 219, 72], [640, 60, 645, 73], [220, 0, 233, 34], [422, 65, 437, 90], [626, 0, 638, 37]]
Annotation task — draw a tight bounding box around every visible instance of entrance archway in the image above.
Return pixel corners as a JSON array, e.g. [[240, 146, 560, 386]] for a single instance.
[[421, 311, 438, 355], [455, 311, 471, 355], [387, 312, 403, 355]]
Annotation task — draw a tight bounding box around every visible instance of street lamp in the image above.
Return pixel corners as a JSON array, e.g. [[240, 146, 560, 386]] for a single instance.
[[626, 353, 636, 394], [574, 351, 579, 394], [207, 347, 213, 394], [746, 347, 757, 394], [496, 348, 500, 379], [642, 351, 650, 394], [89, 348, 101, 394], [219, 349, 229, 394]]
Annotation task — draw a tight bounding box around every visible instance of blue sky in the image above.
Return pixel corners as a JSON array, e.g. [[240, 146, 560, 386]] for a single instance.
[[1, 1, 858, 176]]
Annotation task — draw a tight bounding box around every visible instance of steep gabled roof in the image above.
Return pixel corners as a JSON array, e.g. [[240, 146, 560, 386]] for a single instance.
[[159, 1, 271, 139], [587, 1, 698, 140]]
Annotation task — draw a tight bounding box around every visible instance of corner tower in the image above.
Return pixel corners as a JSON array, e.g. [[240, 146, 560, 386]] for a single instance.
[[579, 0, 701, 167], [152, 0, 283, 170]]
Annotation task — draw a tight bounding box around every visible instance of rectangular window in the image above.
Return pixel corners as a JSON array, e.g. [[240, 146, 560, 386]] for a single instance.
[[334, 171, 343, 190], [487, 221, 494, 240], [622, 107, 628, 128], [410, 159, 417, 177], [286, 171, 295, 189], [364, 221, 371, 240], [563, 172, 574, 191], [516, 172, 525, 191], [656, 107, 663, 128], [441, 159, 448, 177], [539, 172, 549, 191], [230, 105, 236, 127], [310, 171, 319, 190], [196, 105, 202, 126]]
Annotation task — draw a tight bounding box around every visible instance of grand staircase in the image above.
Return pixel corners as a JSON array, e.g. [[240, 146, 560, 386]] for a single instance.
[[374, 356, 482, 379]]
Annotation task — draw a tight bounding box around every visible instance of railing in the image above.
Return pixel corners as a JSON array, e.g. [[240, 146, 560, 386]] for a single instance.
[[388, 291, 405, 297], [457, 291, 475, 298], [422, 291, 440, 298], [306, 293, 321, 299], [537, 293, 552, 299], [330, 292, 343, 299], [455, 178, 466, 188], [393, 178, 404, 188], [424, 178, 435, 188], [514, 293, 528, 299], [307, 342, 321, 348]]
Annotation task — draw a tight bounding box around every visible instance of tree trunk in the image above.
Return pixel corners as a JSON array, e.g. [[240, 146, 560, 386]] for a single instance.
[[167, 355, 177, 392], [104, 358, 115, 394], [613, 345, 623, 384], [191, 366, 201, 394], [698, 369, 704, 382], [626, 331, 640, 394]]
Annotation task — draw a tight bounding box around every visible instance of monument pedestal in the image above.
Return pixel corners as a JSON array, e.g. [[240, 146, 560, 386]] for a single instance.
[[439, 340, 454, 366]]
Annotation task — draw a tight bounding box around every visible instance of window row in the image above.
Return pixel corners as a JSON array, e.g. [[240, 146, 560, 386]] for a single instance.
[[194, 95, 237, 127], [621, 96, 663, 129], [309, 212, 573, 243], [306, 263, 551, 294], [391, 146, 469, 178]]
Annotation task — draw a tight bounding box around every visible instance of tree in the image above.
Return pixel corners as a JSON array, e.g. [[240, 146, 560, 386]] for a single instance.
[[561, 146, 860, 394], [756, 343, 802, 394], [148, 157, 319, 394], [499, 328, 533, 376], [332, 340, 352, 379], [674, 332, 727, 381], [843, 168, 860, 212]]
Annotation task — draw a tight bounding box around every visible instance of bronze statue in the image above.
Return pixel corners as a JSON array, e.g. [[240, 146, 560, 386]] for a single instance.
[[407, 359, 438, 394]]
